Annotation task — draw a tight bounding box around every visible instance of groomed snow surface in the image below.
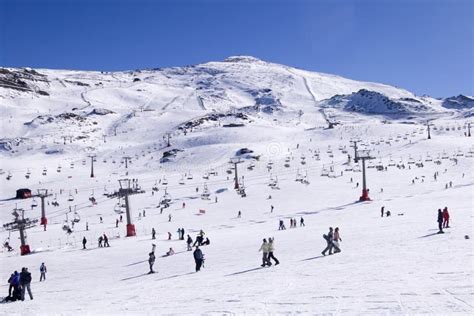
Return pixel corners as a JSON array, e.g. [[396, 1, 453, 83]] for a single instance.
[[0, 122, 473, 315]]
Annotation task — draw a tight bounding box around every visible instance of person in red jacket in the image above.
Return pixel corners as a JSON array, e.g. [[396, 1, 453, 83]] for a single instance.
[[442, 207, 450, 228]]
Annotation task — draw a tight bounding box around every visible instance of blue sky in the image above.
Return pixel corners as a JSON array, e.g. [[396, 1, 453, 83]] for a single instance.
[[0, 0, 472, 97]]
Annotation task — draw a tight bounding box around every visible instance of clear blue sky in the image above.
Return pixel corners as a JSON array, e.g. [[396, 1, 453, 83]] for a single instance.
[[1, 0, 472, 97]]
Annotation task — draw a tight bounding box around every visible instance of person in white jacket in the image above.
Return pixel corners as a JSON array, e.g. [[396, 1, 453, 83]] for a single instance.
[[259, 239, 271, 267], [267, 238, 279, 265]]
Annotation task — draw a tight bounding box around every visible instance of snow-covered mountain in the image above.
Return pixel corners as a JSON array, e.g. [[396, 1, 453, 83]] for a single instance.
[[0, 56, 472, 314], [0, 56, 471, 161]]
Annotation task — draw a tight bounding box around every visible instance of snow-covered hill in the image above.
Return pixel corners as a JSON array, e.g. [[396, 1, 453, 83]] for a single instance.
[[0, 57, 472, 314]]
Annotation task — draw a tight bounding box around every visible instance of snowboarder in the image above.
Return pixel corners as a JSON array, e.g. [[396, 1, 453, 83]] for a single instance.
[[166, 247, 175, 256], [103, 234, 110, 247], [168, 232, 172, 240], [259, 238, 271, 267], [442, 207, 450, 228], [237, 210, 241, 218], [98, 235, 103, 247], [39, 263, 47, 282], [116, 219, 119, 228], [148, 251, 156, 274], [322, 227, 334, 256], [437, 209, 444, 234], [186, 235, 193, 251], [267, 238, 279, 265], [300, 217, 305, 227], [271, 205, 274, 213], [100, 217, 103, 223], [182, 202, 186, 208], [381, 206, 385, 217], [152, 228, 156, 240], [168, 214, 172, 222], [82, 237, 87, 249], [19, 267, 33, 301], [193, 246, 204, 272], [333, 227, 342, 253]]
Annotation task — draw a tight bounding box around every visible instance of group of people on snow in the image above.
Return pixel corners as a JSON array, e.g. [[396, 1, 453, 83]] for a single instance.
[[3, 264, 44, 303], [259, 238, 279, 267], [322, 227, 342, 256], [437, 207, 450, 234]]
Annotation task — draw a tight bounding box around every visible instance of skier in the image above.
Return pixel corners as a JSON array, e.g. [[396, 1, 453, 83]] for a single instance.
[[177, 228, 182, 239], [300, 217, 305, 227], [166, 247, 175, 256], [116, 219, 119, 228], [278, 220, 286, 230], [259, 238, 271, 267], [267, 238, 279, 265], [19, 267, 33, 301], [103, 234, 110, 247], [148, 251, 156, 274], [82, 236, 87, 249], [98, 235, 103, 247], [332, 227, 342, 253], [120, 215, 123, 222], [442, 207, 450, 228], [181, 228, 185, 240], [100, 217, 103, 223], [39, 263, 47, 282], [86, 222, 89, 231], [237, 210, 241, 218], [143, 210, 146, 217], [168, 214, 172, 222], [381, 206, 385, 217], [437, 209, 444, 234], [322, 227, 334, 256], [182, 202, 186, 209], [193, 246, 204, 272], [271, 205, 274, 213], [152, 228, 156, 240], [168, 232, 172, 240], [186, 235, 193, 251]]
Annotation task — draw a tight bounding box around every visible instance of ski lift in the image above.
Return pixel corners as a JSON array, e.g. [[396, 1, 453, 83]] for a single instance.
[[31, 198, 38, 208], [68, 192, 74, 202], [162, 176, 168, 186], [407, 155, 415, 164], [179, 175, 185, 185], [187, 172, 193, 180], [441, 151, 449, 159], [344, 163, 353, 171], [6, 171, 12, 180], [82, 159, 86, 165], [52, 194, 59, 207], [201, 184, 210, 200], [247, 162, 255, 171], [42, 167, 47, 176], [321, 166, 329, 177], [302, 172, 310, 185], [269, 176, 279, 190], [70, 162, 75, 169], [159, 189, 172, 206], [425, 154, 433, 162], [295, 169, 303, 182], [57, 165, 62, 173], [114, 202, 124, 214], [226, 167, 233, 175], [353, 163, 361, 172], [73, 210, 81, 223], [25, 169, 31, 179], [202, 172, 209, 180]]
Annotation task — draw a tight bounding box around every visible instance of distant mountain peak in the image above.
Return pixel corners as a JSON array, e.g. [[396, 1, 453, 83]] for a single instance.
[[223, 55, 263, 63]]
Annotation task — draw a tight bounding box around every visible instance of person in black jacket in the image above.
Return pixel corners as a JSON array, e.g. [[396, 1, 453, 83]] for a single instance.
[[437, 209, 444, 234], [82, 236, 87, 249], [193, 246, 204, 272], [321, 227, 334, 256], [19, 267, 33, 301], [186, 235, 193, 251]]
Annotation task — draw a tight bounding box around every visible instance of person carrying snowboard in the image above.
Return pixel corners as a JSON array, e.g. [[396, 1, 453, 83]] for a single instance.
[[39, 263, 47, 282], [322, 227, 334, 256]]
